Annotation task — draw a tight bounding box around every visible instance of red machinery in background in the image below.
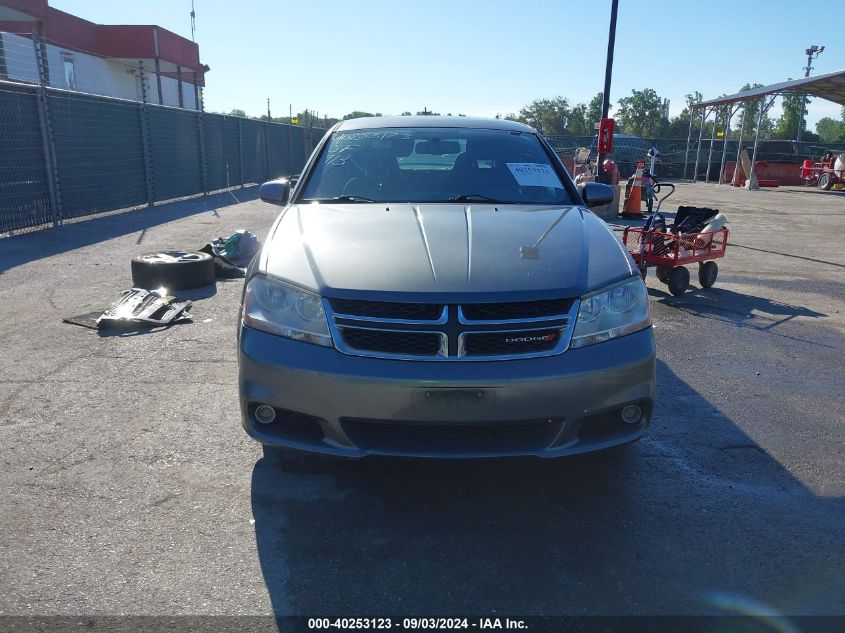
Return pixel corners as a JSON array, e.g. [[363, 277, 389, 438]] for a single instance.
[[801, 152, 845, 190]]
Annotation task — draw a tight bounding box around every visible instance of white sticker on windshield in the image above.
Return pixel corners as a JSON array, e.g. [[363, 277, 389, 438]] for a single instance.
[[506, 163, 563, 188]]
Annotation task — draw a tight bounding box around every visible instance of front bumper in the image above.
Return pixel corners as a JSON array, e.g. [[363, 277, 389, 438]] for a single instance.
[[238, 326, 656, 458]]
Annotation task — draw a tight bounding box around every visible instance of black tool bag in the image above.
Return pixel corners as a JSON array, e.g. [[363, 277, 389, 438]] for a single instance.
[[673, 206, 719, 233]]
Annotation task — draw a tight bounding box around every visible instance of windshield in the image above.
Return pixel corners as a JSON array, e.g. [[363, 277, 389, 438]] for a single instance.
[[299, 127, 574, 205]]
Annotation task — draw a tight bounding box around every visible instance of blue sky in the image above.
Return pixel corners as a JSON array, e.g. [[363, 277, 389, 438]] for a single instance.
[[51, 0, 844, 128]]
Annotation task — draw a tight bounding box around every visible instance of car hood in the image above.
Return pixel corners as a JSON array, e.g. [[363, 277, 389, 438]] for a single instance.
[[260, 203, 635, 300]]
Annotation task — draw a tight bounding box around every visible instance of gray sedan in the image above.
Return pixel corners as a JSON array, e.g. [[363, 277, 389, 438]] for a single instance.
[[238, 116, 655, 463]]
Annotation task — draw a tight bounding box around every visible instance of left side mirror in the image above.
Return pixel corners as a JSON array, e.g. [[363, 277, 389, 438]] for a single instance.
[[578, 182, 615, 208], [259, 179, 291, 206]]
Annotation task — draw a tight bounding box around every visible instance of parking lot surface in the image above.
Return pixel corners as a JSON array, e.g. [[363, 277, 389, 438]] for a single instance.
[[0, 183, 843, 617]]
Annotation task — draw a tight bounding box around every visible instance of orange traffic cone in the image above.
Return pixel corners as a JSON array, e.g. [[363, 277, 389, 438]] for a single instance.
[[620, 163, 644, 218]]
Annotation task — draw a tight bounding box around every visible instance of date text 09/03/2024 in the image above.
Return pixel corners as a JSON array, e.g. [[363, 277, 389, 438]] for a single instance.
[[308, 618, 528, 630]]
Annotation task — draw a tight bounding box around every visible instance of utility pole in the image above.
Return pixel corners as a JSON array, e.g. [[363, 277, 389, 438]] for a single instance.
[[595, 0, 619, 184], [267, 98, 271, 121], [797, 44, 824, 141], [190, 0, 196, 42]]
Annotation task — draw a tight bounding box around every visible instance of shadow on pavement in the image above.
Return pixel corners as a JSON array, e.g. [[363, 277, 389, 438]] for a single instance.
[[729, 243, 845, 269], [250, 360, 844, 618], [0, 187, 258, 275], [649, 285, 826, 328]]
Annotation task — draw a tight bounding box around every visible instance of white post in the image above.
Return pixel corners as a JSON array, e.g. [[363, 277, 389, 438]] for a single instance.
[[746, 98, 768, 190], [692, 108, 707, 182], [705, 108, 718, 183], [683, 108, 695, 180], [732, 107, 746, 186], [718, 106, 734, 185]]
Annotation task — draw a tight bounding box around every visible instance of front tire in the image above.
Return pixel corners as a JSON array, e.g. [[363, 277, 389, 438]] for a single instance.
[[698, 261, 718, 288], [667, 266, 690, 296], [818, 172, 833, 191], [655, 265, 672, 284]]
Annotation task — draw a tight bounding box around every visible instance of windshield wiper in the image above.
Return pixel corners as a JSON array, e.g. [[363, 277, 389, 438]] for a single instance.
[[304, 195, 376, 203], [448, 194, 509, 203]]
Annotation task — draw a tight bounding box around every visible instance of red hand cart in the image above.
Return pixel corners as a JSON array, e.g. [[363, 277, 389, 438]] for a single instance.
[[622, 224, 729, 296]]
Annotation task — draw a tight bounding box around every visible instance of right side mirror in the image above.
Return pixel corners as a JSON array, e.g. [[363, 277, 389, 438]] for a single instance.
[[578, 182, 615, 208], [258, 179, 291, 206]]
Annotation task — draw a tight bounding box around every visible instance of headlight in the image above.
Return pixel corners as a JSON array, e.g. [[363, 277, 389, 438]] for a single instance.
[[242, 275, 332, 347], [570, 277, 650, 348]]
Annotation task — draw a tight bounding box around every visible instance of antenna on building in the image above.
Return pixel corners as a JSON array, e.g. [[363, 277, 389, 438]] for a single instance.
[[190, 0, 196, 42]]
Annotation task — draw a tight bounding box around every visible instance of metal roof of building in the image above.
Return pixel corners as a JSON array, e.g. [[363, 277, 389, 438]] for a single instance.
[[696, 69, 845, 108]]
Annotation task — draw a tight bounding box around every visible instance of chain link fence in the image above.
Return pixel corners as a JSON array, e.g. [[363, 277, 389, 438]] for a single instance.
[[0, 84, 53, 232], [0, 32, 326, 235], [547, 134, 845, 181]]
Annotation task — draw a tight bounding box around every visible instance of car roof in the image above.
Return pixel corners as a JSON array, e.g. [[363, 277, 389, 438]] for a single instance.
[[334, 116, 537, 133]]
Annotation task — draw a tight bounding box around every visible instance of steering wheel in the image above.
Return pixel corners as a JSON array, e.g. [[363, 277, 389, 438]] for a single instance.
[[342, 175, 380, 198]]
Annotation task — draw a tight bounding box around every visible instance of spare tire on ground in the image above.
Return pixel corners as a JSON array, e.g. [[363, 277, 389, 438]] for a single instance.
[[131, 251, 215, 291]]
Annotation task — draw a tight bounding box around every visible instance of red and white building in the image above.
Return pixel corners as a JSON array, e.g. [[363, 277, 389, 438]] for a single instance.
[[0, 0, 208, 109]]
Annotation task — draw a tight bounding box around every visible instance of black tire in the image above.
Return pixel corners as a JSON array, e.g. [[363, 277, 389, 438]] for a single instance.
[[637, 262, 648, 280], [667, 266, 690, 296], [818, 172, 833, 191], [131, 251, 214, 291], [655, 265, 672, 284], [698, 261, 718, 288]]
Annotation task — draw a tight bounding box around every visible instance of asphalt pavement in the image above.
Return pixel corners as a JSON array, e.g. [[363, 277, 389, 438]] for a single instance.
[[0, 183, 843, 619]]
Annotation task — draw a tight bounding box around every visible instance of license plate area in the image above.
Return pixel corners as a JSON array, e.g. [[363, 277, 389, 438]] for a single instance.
[[418, 388, 493, 406]]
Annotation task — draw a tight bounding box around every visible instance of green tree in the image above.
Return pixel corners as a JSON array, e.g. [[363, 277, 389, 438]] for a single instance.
[[662, 92, 703, 138], [342, 111, 383, 120], [736, 83, 773, 140], [771, 86, 807, 140], [615, 88, 667, 137], [568, 102, 590, 135], [586, 92, 606, 129], [228, 108, 247, 118], [816, 114, 845, 142], [514, 97, 573, 135]]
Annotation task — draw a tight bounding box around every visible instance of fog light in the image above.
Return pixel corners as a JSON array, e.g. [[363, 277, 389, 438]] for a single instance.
[[254, 404, 276, 424], [621, 404, 642, 424]]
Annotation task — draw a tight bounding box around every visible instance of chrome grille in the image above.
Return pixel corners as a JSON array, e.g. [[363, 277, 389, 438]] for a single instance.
[[326, 297, 578, 361]]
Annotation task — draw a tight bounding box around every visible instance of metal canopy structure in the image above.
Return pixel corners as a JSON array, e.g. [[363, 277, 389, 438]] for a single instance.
[[682, 68, 845, 189], [697, 69, 845, 108]]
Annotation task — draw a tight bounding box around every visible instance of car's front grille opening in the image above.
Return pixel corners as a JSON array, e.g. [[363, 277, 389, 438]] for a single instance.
[[249, 404, 325, 443], [330, 298, 444, 321], [340, 418, 565, 454], [461, 298, 574, 321], [340, 327, 443, 357], [329, 297, 577, 360], [462, 328, 563, 356]]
